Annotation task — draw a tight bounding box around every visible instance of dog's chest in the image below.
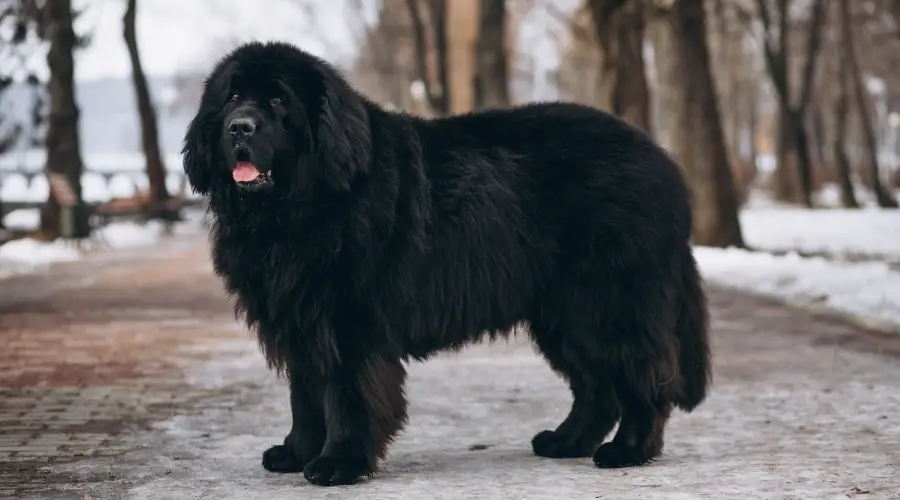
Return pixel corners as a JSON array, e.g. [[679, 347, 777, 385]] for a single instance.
[[211, 224, 344, 319]]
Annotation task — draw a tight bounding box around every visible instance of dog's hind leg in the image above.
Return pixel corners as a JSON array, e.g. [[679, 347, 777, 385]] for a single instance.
[[302, 354, 408, 486], [528, 300, 621, 459], [588, 277, 682, 468], [592, 393, 672, 468], [262, 371, 326, 473]]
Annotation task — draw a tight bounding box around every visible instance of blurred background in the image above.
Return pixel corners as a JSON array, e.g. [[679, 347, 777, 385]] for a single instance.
[[0, 0, 898, 324], [2, 3, 899, 496]]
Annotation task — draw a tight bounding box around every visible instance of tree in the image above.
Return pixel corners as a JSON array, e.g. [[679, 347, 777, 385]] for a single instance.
[[839, 0, 898, 208], [830, 1, 859, 209], [406, 0, 450, 115], [653, 0, 744, 247], [474, 0, 510, 109], [37, 0, 89, 239], [752, 0, 826, 207], [123, 0, 175, 218], [586, 0, 652, 132], [0, 75, 17, 230]]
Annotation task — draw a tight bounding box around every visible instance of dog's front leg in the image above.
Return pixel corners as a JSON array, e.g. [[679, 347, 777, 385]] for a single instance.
[[262, 370, 326, 473], [302, 353, 408, 486]]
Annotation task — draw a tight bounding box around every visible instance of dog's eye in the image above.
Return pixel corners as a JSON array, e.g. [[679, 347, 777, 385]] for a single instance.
[[229, 92, 239, 102], [270, 97, 283, 106]]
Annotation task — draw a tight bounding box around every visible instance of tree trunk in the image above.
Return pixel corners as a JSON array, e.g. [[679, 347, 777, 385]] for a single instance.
[[474, 0, 509, 110], [832, 70, 859, 208], [648, 17, 676, 148], [832, 12, 859, 209], [790, 110, 814, 208], [39, 0, 87, 240], [661, 0, 744, 248], [839, 0, 898, 208], [124, 0, 171, 214], [406, 0, 450, 115], [773, 104, 798, 202], [587, 0, 652, 133], [811, 106, 826, 166]]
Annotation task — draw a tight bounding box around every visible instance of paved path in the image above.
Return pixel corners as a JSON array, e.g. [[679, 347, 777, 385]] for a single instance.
[[1, 233, 898, 499]]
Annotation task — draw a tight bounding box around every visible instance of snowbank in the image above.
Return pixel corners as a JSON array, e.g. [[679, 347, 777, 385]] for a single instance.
[[739, 205, 900, 258], [695, 246, 900, 331]]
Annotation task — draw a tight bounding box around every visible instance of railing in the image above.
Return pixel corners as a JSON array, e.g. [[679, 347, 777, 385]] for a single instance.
[[0, 167, 201, 217]]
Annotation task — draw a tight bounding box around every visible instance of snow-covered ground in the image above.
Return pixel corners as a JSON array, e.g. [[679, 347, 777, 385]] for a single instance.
[[0, 208, 207, 280], [695, 190, 900, 332]]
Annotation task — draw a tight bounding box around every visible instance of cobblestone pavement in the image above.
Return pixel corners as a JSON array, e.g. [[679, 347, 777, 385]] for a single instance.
[[1, 233, 898, 499]]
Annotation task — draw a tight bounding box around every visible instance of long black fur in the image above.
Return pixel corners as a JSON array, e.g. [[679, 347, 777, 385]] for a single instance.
[[183, 41, 711, 486]]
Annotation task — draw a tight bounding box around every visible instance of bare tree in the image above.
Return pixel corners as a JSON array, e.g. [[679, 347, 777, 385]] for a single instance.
[[839, 0, 898, 208], [37, 0, 88, 239], [829, 2, 860, 209], [751, 0, 826, 207], [654, 0, 744, 247], [124, 0, 176, 219], [406, 0, 450, 115], [474, 0, 510, 109], [586, 0, 652, 132]]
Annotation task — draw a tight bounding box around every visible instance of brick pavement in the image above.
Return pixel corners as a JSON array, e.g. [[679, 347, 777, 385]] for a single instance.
[[1, 232, 898, 499], [0, 236, 243, 497]]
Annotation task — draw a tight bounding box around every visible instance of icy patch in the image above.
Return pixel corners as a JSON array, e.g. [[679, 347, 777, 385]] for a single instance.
[[695, 246, 900, 330]]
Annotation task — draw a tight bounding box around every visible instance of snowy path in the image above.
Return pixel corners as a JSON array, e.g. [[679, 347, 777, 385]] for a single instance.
[[3, 234, 898, 499]]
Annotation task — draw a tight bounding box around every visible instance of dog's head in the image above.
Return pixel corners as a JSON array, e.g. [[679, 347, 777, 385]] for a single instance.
[[182, 41, 372, 198]]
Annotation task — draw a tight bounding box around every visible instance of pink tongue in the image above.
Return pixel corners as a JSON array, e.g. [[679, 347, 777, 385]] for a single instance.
[[232, 162, 261, 182]]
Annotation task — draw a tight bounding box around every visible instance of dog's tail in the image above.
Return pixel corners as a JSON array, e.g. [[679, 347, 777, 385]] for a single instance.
[[674, 250, 711, 412]]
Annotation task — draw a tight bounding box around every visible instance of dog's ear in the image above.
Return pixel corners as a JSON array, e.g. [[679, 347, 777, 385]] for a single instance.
[[315, 73, 372, 192], [182, 106, 219, 195]]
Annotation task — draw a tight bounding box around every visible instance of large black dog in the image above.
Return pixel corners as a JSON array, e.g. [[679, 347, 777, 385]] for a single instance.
[[183, 41, 711, 487]]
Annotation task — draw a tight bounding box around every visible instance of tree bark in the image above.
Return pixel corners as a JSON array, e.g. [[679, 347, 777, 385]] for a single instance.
[[124, 0, 171, 214], [757, 0, 825, 207], [406, 0, 450, 115], [659, 0, 744, 248], [39, 0, 88, 239], [587, 0, 652, 133], [832, 70, 859, 208], [474, 0, 510, 110], [839, 0, 898, 208]]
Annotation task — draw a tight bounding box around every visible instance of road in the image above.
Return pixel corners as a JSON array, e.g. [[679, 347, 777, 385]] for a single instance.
[[1, 231, 898, 499]]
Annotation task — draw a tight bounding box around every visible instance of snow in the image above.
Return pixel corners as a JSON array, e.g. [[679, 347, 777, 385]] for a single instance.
[[0, 237, 82, 278], [694, 246, 900, 331], [695, 194, 900, 332], [0, 209, 207, 280], [739, 206, 900, 258], [58, 319, 900, 500]]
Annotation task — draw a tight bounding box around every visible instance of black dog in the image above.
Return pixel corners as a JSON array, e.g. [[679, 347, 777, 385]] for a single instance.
[[183, 41, 711, 487]]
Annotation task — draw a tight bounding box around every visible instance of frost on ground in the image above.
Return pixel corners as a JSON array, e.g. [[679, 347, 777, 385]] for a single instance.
[[49, 314, 900, 500]]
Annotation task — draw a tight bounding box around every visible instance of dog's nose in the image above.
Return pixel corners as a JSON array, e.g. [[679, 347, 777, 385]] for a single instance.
[[228, 117, 256, 138]]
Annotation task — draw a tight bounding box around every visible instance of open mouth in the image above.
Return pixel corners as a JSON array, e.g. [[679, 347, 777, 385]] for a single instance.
[[232, 148, 272, 188]]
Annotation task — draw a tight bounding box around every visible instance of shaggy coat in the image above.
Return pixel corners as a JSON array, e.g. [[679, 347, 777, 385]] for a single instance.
[[183, 41, 711, 487]]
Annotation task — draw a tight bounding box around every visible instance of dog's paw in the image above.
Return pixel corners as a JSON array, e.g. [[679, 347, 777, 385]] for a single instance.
[[302, 455, 373, 486], [531, 429, 593, 458], [262, 444, 305, 473], [592, 442, 656, 468]]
